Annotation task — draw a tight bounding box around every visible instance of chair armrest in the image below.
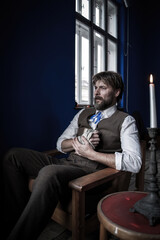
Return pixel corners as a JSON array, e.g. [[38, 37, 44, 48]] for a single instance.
[[44, 149, 62, 156], [69, 168, 125, 192]]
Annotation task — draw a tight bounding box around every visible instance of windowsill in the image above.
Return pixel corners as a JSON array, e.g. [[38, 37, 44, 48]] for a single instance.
[[74, 104, 93, 110], [75, 105, 124, 111]]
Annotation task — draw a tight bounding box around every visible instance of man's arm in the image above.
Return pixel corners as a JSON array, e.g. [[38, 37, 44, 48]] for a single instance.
[[57, 109, 100, 153], [61, 130, 100, 153], [115, 115, 142, 173], [72, 137, 116, 169], [61, 139, 74, 153], [56, 109, 83, 153]]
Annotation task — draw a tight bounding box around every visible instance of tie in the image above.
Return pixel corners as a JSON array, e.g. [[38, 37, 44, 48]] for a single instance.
[[90, 111, 102, 124]]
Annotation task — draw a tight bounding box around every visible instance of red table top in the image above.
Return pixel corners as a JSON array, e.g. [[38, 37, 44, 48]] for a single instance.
[[101, 192, 160, 235]]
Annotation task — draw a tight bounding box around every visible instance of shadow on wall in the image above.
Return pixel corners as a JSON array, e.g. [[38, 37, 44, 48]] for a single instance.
[[0, 109, 61, 158], [132, 111, 148, 140]]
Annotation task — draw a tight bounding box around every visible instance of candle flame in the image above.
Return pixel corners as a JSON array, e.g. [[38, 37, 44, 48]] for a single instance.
[[150, 74, 153, 84]]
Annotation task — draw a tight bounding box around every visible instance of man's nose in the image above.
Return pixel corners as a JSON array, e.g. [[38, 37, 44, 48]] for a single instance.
[[95, 88, 100, 95]]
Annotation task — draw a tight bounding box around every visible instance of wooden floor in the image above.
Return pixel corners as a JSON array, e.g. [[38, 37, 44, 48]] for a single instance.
[[37, 148, 160, 240]]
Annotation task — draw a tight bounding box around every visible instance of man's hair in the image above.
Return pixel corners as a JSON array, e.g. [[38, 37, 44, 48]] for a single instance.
[[92, 71, 124, 102]]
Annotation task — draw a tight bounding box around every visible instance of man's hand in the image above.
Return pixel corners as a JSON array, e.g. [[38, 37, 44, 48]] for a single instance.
[[89, 130, 100, 148], [72, 136, 116, 168], [72, 137, 94, 158]]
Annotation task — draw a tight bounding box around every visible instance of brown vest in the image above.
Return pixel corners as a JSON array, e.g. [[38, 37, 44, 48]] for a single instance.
[[77, 108, 128, 153], [67, 108, 128, 170]]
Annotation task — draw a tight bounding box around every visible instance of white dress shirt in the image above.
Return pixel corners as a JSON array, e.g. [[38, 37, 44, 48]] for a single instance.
[[56, 105, 142, 173]]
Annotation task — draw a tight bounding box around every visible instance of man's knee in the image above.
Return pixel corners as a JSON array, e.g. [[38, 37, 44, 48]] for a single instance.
[[31, 166, 55, 193], [3, 148, 21, 164], [37, 165, 60, 182], [3, 148, 28, 168], [34, 165, 66, 190]]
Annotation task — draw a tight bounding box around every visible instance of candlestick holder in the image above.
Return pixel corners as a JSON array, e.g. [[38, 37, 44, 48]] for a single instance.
[[130, 128, 160, 226]]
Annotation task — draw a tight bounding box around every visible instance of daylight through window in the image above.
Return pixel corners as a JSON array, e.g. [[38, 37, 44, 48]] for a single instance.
[[75, 0, 118, 106]]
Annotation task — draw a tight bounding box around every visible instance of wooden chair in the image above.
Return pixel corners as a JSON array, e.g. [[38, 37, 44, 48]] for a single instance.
[[29, 140, 146, 240]]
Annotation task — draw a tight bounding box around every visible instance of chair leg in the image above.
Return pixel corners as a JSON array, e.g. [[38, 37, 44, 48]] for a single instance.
[[99, 223, 108, 240], [72, 190, 85, 240]]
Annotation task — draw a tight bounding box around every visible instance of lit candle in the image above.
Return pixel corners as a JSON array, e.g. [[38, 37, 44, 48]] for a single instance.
[[149, 74, 157, 128]]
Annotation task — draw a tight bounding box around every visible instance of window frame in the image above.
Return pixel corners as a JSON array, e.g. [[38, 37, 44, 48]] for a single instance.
[[75, 0, 119, 108]]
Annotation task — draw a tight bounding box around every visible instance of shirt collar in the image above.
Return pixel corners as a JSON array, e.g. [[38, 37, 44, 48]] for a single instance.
[[96, 104, 117, 119]]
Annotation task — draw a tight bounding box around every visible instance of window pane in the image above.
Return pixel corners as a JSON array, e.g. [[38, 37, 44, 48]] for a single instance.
[[76, 0, 90, 20], [75, 21, 90, 104], [108, 0, 117, 38], [75, 33, 79, 103], [93, 0, 105, 29], [94, 31, 105, 74], [107, 40, 117, 71]]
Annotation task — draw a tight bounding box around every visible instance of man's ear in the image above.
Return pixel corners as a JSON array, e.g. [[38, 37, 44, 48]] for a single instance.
[[115, 89, 121, 98]]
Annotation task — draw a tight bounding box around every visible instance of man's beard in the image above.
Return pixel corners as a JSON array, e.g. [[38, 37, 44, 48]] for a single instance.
[[94, 96, 114, 110]]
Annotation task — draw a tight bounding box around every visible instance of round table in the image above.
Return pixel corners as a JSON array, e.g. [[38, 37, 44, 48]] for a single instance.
[[97, 191, 160, 240]]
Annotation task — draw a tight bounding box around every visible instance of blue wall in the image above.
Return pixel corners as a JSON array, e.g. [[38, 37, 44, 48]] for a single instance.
[[0, 0, 160, 158], [126, 0, 160, 128], [0, 0, 76, 155]]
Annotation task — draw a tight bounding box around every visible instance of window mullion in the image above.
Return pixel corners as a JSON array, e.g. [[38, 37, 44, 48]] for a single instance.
[[105, 0, 108, 71], [90, 0, 94, 106]]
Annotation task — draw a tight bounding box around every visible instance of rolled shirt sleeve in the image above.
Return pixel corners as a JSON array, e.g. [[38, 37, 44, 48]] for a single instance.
[[115, 115, 142, 173], [56, 109, 84, 153]]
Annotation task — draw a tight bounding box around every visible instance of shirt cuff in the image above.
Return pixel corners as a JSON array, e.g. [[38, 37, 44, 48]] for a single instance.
[[115, 152, 122, 170]]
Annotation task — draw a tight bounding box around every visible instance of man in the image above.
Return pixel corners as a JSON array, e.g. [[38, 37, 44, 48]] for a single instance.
[[3, 71, 141, 240]]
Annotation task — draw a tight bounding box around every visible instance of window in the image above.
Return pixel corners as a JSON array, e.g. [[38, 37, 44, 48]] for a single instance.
[[75, 0, 119, 106]]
